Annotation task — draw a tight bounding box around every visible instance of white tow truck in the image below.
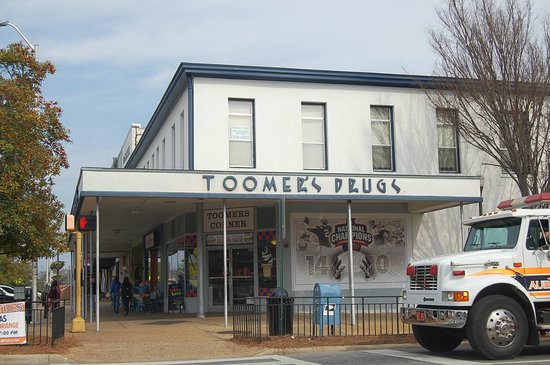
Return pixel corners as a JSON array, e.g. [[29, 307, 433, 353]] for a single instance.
[[401, 193, 550, 359]]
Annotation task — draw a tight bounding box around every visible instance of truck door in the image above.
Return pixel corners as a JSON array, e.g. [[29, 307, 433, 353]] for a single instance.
[[522, 218, 550, 299]]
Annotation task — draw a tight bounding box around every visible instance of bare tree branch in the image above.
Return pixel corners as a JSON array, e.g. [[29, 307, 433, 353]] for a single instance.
[[427, 0, 550, 195]]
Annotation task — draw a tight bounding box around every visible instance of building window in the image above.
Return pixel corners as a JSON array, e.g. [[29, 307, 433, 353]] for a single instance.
[[162, 138, 166, 169], [499, 137, 510, 175], [151, 153, 155, 169], [156, 146, 160, 169], [436, 108, 460, 173], [228, 99, 255, 168], [171, 124, 176, 169], [301, 103, 327, 170], [371, 106, 394, 171], [499, 111, 527, 175], [180, 110, 186, 170]]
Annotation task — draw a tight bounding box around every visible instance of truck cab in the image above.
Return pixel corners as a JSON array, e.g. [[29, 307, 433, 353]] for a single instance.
[[401, 193, 550, 360]]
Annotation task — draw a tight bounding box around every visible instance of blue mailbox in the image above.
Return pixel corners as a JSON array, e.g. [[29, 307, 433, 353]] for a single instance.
[[313, 283, 342, 335]]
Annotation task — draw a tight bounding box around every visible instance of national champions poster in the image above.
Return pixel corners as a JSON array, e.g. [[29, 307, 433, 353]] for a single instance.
[[291, 214, 408, 289]]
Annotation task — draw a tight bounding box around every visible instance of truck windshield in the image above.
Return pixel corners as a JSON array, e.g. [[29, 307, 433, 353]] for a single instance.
[[464, 217, 521, 251]]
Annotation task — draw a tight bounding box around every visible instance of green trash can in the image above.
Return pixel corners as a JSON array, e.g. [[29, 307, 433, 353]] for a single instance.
[[267, 288, 294, 336]]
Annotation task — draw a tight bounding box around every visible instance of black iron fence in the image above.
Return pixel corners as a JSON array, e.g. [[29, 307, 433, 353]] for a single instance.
[[233, 295, 411, 338], [0, 299, 66, 346]]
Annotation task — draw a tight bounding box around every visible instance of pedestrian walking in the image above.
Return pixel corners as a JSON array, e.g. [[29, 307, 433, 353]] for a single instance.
[[120, 276, 133, 315], [44, 279, 61, 318], [110, 277, 121, 313]]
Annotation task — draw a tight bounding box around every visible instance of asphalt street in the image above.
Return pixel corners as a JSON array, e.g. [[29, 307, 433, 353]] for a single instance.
[[46, 342, 550, 365]]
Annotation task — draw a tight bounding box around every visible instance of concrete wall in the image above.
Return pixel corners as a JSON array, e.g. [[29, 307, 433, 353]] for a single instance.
[[136, 90, 189, 170]]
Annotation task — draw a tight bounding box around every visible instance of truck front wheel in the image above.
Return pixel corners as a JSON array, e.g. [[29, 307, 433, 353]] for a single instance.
[[466, 295, 528, 360], [412, 325, 464, 352]]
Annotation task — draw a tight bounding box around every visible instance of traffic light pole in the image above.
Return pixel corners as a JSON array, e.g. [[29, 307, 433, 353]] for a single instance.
[[71, 231, 85, 333]]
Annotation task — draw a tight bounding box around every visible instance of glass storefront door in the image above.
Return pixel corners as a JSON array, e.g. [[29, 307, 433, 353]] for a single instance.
[[231, 248, 254, 303], [208, 247, 254, 308]]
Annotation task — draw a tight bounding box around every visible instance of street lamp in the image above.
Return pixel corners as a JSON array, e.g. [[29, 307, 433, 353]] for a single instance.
[[0, 20, 35, 52], [0, 19, 39, 319]]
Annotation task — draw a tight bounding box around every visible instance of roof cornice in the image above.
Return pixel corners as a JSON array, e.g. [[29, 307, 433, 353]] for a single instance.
[[178, 62, 436, 87]]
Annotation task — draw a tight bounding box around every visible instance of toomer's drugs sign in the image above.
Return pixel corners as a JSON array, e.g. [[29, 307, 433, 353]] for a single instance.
[[0, 301, 26, 345]]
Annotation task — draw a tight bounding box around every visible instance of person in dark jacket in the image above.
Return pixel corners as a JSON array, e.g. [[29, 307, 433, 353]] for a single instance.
[[44, 279, 61, 318], [120, 276, 133, 315]]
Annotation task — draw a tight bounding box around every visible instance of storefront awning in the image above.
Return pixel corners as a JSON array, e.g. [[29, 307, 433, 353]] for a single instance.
[[71, 167, 482, 252]]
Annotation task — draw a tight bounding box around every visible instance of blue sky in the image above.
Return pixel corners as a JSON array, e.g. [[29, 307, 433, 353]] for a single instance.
[[1, 0, 548, 218], [0, 0, 442, 212]]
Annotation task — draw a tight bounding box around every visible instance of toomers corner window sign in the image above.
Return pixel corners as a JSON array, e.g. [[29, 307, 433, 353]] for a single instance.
[[203, 207, 255, 233]]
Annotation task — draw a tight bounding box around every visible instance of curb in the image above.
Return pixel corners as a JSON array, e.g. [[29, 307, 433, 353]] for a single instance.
[[0, 354, 71, 365], [0, 342, 420, 364], [265, 342, 420, 356]]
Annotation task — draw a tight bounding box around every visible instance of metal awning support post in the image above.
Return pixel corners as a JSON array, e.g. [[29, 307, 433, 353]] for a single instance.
[[278, 196, 286, 287], [196, 202, 205, 318], [95, 197, 100, 331], [460, 203, 464, 249], [89, 231, 92, 323], [223, 199, 228, 328], [347, 200, 356, 325]]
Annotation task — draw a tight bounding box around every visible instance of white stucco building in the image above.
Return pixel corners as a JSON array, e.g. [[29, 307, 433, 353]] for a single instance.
[[71, 63, 518, 316]]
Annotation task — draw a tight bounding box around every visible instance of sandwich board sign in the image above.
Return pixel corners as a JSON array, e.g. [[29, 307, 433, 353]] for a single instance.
[[0, 301, 27, 345]]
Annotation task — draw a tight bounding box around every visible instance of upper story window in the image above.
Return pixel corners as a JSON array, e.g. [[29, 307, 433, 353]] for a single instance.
[[162, 139, 166, 169], [301, 103, 327, 170], [228, 99, 255, 168], [436, 108, 460, 173], [499, 136, 509, 175], [499, 110, 527, 175], [171, 124, 176, 169], [155, 147, 160, 169], [371, 106, 394, 171]]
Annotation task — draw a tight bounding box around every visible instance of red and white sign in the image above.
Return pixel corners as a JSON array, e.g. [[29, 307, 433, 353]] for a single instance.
[[0, 301, 26, 345], [498, 193, 550, 210]]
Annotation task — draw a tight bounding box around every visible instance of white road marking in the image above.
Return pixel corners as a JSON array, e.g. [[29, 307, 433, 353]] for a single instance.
[[53, 355, 320, 365], [363, 349, 484, 365], [363, 348, 550, 365]]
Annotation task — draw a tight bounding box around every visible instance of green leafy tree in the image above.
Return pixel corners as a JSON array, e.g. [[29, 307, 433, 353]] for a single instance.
[[0, 256, 32, 285], [428, 0, 550, 195], [0, 43, 70, 260]]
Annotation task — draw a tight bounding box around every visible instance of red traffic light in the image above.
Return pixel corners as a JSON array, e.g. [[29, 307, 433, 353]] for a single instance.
[[78, 215, 96, 231]]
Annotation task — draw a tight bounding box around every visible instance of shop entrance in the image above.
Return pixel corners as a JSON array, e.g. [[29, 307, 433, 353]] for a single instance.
[[208, 247, 254, 309]]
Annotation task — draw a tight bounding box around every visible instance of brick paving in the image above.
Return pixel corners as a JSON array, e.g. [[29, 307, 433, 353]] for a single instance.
[[60, 300, 267, 363]]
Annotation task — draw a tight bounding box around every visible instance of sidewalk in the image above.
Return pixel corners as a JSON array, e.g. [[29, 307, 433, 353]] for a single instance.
[[0, 300, 414, 364], [0, 300, 284, 364]]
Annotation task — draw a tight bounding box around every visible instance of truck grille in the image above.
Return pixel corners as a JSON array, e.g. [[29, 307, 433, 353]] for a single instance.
[[410, 265, 438, 290]]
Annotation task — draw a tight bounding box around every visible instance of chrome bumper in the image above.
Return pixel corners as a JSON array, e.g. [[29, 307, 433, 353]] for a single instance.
[[400, 307, 468, 328]]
